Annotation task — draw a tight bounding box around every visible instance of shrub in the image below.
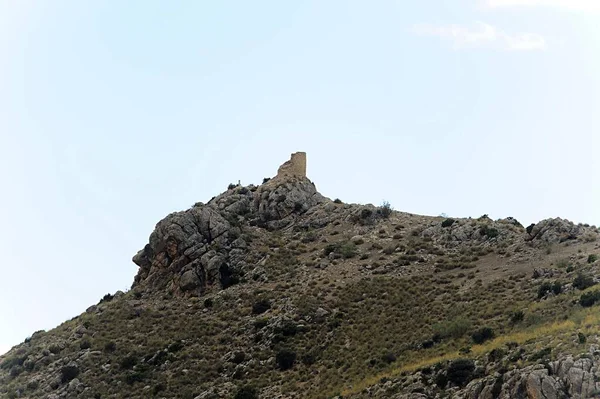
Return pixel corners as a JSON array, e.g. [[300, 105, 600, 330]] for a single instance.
[[231, 351, 246, 364], [228, 183, 237, 190], [124, 371, 148, 385], [551, 281, 562, 295], [333, 198, 343, 204], [471, 327, 495, 344], [104, 341, 116, 353], [360, 208, 373, 219], [119, 355, 138, 369], [275, 349, 296, 370], [578, 332, 587, 344], [167, 340, 184, 353], [588, 254, 598, 264], [580, 290, 600, 307], [510, 310, 524, 324], [262, 177, 270, 184], [203, 298, 213, 308], [573, 273, 595, 290], [60, 364, 80, 384], [530, 347, 551, 361], [253, 318, 269, 330], [433, 317, 471, 339], [324, 242, 357, 258], [378, 201, 393, 218], [381, 352, 396, 364], [479, 226, 499, 238], [566, 265, 575, 273], [98, 293, 113, 304], [447, 359, 475, 387], [441, 218, 455, 228], [252, 299, 271, 315], [339, 242, 358, 258], [234, 386, 258, 399], [526, 223, 535, 235], [79, 339, 91, 350], [538, 282, 552, 298]]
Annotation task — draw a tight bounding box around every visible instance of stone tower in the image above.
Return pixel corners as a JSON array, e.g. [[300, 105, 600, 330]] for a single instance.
[[274, 152, 307, 180]]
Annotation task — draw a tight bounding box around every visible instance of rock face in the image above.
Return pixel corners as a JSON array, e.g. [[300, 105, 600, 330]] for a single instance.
[[132, 152, 326, 295], [459, 354, 600, 399], [527, 218, 598, 244], [354, 349, 600, 399]]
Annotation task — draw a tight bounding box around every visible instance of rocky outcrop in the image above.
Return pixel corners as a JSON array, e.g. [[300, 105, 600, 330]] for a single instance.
[[132, 153, 326, 296], [526, 218, 598, 244], [459, 353, 600, 399], [351, 348, 600, 399]]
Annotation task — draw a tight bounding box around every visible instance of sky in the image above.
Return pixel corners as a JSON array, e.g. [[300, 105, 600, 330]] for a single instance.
[[0, 0, 598, 355]]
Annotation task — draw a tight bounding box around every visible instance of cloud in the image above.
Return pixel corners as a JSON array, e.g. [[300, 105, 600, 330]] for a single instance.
[[411, 22, 547, 51], [485, 0, 600, 12]]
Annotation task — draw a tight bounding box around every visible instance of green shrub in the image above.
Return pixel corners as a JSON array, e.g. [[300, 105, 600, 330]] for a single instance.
[[537, 282, 552, 299], [573, 273, 595, 290], [333, 198, 343, 204], [530, 347, 551, 361], [234, 386, 258, 399], [580, 290, 600, 307], [252, 299, 271, 315], [275, 349, 296, 370], [447, 359, 475, 387], [98, 293, 113, 304], [510, 310, 524, 324], [119, 355, 138, 369], [578, 332, 587, 344], [339, 242, 358, 258], [588, 254, 598, 264], [324, 242, 357, 258], [551, 281, 562, 295], [433, 317, 471, 339], [479, 226, 499, 238], [60, 365, 80, 384], [471, 327, 494, 344], [104, 341, 116, 353], [79, 339, 91, 350], [378, 201, 393, 219], [442, 218, 455, 228]]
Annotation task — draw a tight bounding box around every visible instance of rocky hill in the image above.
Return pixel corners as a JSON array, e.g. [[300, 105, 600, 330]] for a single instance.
[[2, 152, 600, 399]]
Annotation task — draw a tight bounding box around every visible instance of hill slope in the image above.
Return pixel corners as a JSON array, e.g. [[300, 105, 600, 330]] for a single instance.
[[2, 153, 600, 399]]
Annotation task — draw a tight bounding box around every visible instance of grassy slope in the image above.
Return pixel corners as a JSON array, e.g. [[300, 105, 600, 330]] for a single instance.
[[1, 209, 600, 399]]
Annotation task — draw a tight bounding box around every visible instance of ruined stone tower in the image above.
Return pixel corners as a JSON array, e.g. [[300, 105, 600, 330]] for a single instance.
[[274, 152, 306, 180]]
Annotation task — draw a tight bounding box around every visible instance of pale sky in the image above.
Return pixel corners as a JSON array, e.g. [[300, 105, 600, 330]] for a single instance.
[[0, 0, 598, 355]]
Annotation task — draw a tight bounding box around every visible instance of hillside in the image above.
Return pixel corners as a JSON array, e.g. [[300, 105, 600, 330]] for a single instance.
[[2, 152, 600, 399]]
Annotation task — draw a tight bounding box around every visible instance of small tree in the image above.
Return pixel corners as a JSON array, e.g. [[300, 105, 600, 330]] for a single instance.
[[275, 349, 296, 370], [379, 201, 393, 218]]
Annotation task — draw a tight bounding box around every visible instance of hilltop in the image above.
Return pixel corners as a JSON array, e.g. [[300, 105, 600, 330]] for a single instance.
[[2, 153, 600, 399]]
